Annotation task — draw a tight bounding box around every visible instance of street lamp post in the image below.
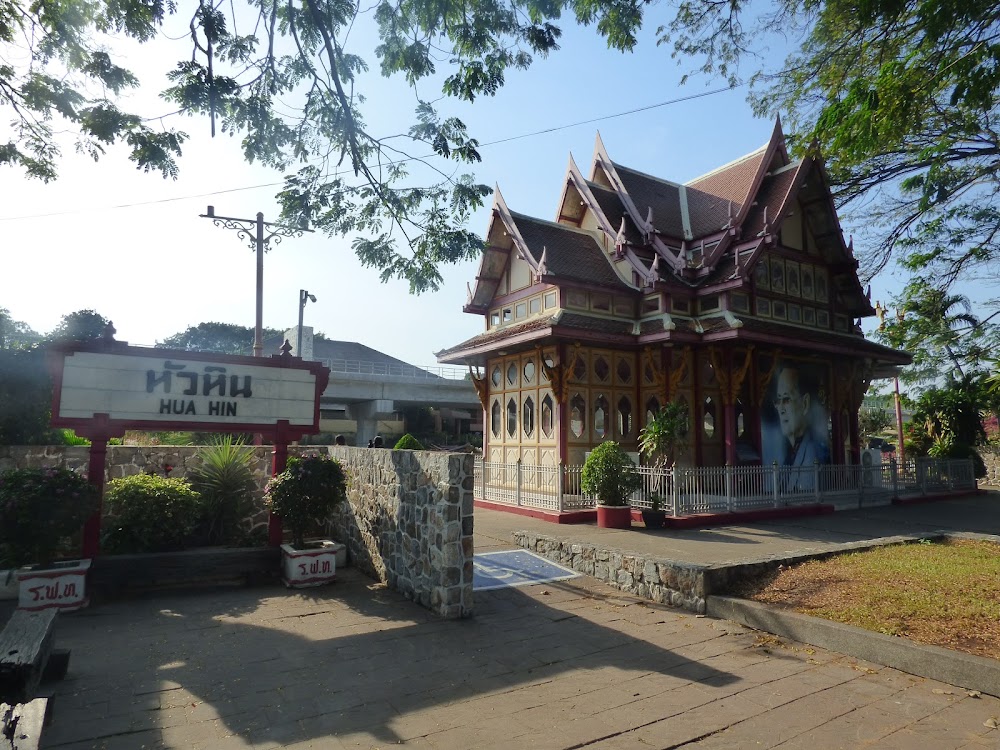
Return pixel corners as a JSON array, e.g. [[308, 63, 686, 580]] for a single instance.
[[200, 206, 313, 356], [297, 289, 317, 357]]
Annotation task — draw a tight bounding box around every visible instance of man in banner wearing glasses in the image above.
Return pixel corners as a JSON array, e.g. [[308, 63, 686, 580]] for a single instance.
[[770, 363, 830, 491]]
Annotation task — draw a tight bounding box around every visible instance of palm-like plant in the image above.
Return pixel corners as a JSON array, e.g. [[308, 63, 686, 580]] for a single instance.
[[639, 402, 688, 470], [190, 436, 258, 545]]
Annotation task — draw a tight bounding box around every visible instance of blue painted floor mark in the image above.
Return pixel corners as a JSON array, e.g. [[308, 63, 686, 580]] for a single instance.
[[473, 550, 581, 591]]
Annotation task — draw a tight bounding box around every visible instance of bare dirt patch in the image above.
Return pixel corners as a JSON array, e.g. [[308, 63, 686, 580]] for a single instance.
[[732, 539, 1000, 660]]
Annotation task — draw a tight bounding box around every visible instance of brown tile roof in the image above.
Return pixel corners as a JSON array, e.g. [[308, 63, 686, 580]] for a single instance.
[[686, 187, 733, 239], [735, 318, 912, 362], [511, 212, 631, 290], [701, 317, 734, 333], [686, 147, 767, 206], [586, 182, 644, 245], [554, 313, 635, 336], [640, 319, 664, 335], [612, 165, 686, 240], [435, 315, 557, 358], [743, 162, 801, 240]]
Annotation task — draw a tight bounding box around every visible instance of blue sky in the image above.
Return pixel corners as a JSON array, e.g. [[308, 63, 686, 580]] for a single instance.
[[0, 13, 917, 367]]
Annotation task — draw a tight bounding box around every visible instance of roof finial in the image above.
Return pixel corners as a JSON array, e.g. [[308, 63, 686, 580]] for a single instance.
[[646, 206, 654, 228], [848, 235, 855, 257], [615, 217, 627, 250], [466, 281, 473, 305], [537, 246, 549, 279], [865, 284, 871, 302]]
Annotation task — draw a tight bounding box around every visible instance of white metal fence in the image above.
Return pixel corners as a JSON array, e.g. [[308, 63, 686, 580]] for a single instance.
[[473, 458, 977, 516]]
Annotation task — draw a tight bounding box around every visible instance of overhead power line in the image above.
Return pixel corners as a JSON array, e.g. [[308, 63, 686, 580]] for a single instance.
[[0, 85, 740, 222]]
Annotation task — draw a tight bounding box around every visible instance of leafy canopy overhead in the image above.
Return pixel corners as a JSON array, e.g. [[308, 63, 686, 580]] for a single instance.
[[661, 0, 1000, 290], [3, 0, 648, 292]]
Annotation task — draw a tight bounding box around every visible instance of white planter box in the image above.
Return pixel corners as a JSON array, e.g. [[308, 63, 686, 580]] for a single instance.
[[281, 543, 338, 588], [17, 559, 92, 612]]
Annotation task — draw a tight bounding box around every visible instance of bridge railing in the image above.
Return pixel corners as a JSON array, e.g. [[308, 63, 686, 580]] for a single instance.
[[319, 359, 478, 380]]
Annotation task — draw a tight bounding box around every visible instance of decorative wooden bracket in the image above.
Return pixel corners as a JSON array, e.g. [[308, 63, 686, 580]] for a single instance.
[[468, 365, 489, 411], [538, 344, 575, 403], [641, 346, 666, 389], [668, 346, 692, 396], [711, 345, 755, 405], [755, 350, 782, 406]]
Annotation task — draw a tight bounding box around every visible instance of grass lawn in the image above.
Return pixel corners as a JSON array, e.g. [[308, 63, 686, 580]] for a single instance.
[[735, 539, 1000, 660]]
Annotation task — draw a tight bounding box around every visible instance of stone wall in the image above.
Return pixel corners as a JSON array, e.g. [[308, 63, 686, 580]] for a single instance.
[[981, 451, 1000, 487], [513, 532, 708, 613], [326, 447, 474, 619], [0, 444, 475, 619]]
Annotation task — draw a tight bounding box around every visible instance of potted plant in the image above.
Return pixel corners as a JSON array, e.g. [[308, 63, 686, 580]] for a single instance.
[[639, 402, 688, 521], [264, 454, 348, 587], [0, 467, 100, 611], [640, 494, 666, 529], [581, 441, 641, 529]]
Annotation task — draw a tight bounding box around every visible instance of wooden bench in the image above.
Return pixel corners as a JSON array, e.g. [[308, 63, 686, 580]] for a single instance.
[[1, 609, 68, 750]]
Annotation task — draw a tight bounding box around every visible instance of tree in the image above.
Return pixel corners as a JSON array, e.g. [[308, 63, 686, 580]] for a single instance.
[[875, 280, 1000, 386], [638, 402, 688, 469], [0, 347, 54, 444], [0, 308, 40, 349], [46, 309, 111, 342], [157, 322, 282, 355], [661, 0, 1000, 293], [3, 0, 646, 293]]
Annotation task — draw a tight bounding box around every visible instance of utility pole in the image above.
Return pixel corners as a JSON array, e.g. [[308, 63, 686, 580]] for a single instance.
[[200, 206, 313, 357], [297, 289, 317, 357]]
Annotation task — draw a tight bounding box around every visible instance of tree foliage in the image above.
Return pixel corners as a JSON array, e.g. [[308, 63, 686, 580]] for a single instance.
[[4, 0, 648, 293], [157, 322, 282, 355], [875, 280, 1000, 387], [660, 0, 1000, 292], [46, 309, 111, 342], [0, 308, 40, 349]]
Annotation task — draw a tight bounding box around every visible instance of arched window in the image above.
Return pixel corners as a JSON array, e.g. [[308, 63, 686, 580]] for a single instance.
[[646, 397, 660, 425], [594, 394, 609, 440], [506, 363, 518, 387], [491, 366, 502, 388], [490, 400, 501, 438], [541, 395, 554, 438], [572, 357, 587, 381], [506, 398, 517, 437], [736, 399, 745, 437], [523, 396, 535, 438], [703, 397, 716, 439], [523, 360, 535, 383], [570, 394, 586, 438], [617, 396, 632, 438]]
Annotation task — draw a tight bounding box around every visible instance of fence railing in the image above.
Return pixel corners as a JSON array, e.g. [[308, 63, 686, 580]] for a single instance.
[[472, 458, 977, 516], [318, 359, 476, 380]]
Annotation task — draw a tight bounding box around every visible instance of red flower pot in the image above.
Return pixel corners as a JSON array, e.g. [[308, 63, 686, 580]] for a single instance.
[[596, 504, 632, 529]]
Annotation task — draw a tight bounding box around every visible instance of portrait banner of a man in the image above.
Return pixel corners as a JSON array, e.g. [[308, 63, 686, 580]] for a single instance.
[[761, 359, 832, 492]]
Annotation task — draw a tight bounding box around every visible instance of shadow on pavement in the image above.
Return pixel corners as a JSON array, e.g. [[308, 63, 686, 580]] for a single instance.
[[45, 569, 740, 748]]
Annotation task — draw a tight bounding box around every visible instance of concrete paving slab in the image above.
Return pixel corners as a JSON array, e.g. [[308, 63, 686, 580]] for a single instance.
[[36, 565, 1000, 750]]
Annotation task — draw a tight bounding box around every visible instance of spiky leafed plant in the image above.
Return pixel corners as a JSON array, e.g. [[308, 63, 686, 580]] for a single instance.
[[190, 436, 258, 545], [639, 402, 689, 470]]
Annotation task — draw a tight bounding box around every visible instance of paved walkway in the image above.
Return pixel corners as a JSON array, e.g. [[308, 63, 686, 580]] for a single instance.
[[36, 492, 1000, 750], [474, 491, 1000, 565]]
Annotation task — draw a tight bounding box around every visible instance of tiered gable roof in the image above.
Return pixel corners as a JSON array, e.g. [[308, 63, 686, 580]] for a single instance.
[[441, 120, 900, 368]]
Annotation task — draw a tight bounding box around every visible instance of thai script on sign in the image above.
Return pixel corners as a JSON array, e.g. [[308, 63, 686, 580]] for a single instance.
[[29, 579, 79, 602], [146, 361, 253, 398]]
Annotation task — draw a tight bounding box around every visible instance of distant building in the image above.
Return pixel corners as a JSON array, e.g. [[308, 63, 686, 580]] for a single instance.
[[269, 327, 481, 446], [437, 123, 910, 468]]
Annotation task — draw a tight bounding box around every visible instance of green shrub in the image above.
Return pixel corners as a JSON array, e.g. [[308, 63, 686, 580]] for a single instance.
[[102, 474, 203, 553], [394, 433, 424, 450], [265, 455, 347, 547], [581, 441, 640, 507], [190, 436, 258, 545], [0, 467, 99, 567]]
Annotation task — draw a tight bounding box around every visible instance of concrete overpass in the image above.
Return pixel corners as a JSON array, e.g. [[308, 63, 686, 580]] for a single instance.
[[277, 327, 481, 446]]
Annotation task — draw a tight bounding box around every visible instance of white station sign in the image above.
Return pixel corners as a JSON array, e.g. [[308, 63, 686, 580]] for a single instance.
[[57, 352, 320, 426]]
